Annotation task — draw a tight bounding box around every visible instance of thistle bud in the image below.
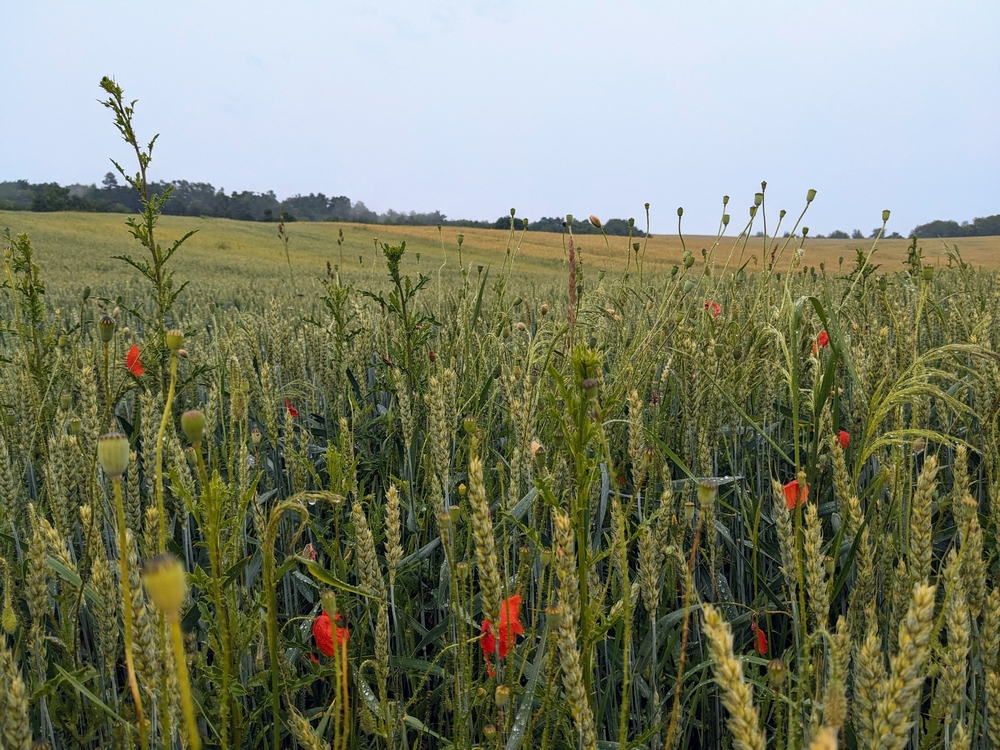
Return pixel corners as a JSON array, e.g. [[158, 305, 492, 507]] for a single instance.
[[143, 553, 188, 621], [495, 685, 511, 708], [181, 409, 207, 445], [98, 314, 116, 343], [166, 329, 184, 352], [806, 189, 817, 203], [882, 209, 891, 223], [97, 433, 130, 478], [754, 193, 763, 207]]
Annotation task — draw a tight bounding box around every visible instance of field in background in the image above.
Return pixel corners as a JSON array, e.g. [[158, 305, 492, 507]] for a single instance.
[[4, 209, 1000, 290]]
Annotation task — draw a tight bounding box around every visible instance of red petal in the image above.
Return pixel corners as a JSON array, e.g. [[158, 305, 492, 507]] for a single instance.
[[783, 479, 809, 510], [126, 344, 144, 377], [818, 330, 829, 348], [838, 430, 851, 450], [285, 398, 299, 418], [313, 612, 335, 657], [753, 622, 768, 655]]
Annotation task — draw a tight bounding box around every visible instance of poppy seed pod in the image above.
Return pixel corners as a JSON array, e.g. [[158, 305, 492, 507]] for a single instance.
[[768, 658, 787, 688], [882, 209, 891, 223], [166, 329, 184, 352], [683, 279, 695, 293], [98, 314, 116, 343], [143, 554, 188, 621], [546, 604, 563, 630], [181, 409, 207, 445], [540, 303, 549, 316], [923, 265, 934, 281], [754, 193, 763, 207], [510, 207, 516, 217], [495, 685, 510, 708], [251, 427, 262, 446], [69, 418, 82, 436], [589, 215, 601, 229], [802, 227, 810, 237], [684, 255, 695, 269], [82, 285, 91, 300], [779, 209, 787, 219], [581, 377, 599, 400], [463, 415, 477, 435], [97, 433, 130, 478], [806, 189, 817, 202], [749, 206, 757, 218], [457, 234, 464, 246], [483, 725, 497, 741], [565, 214, 573, 225], [722, 214, 730, 226], [60, 394, 71, 411]]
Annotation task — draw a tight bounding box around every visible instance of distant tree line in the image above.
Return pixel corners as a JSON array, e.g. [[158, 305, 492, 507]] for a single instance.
[[910, 214, 1000, 238], [0, 176, 644, 236]]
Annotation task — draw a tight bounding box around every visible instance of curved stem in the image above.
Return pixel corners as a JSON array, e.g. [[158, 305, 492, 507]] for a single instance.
[[169, 617, 201, 750], [155, 353, 178, 553], [113, 477, 148, 750]]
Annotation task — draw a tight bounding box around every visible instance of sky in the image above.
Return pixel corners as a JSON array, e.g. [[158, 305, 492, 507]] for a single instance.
[[1, 0, 998, 235]]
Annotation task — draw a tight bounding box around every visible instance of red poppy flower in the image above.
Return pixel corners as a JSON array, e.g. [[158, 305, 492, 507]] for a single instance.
[[783, 479, 808, 510], [480, 594, 525, 676], [818, 330, 829, 348], [751, 621, 768, 655], [126, 344, 144, 377], [285, 399, 299, 418], [313, 611, 349, 657], [704, 301, 722, 317], [837, 430, 850, 450]]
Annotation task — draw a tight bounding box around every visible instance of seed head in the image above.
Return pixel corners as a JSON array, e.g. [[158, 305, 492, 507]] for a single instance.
[[540, 303, 549, 316], [882, 209, 891, 223], [98, 314, 116, 343], [251, 427, 262, 445], [97, 433, 130, 477], [754, 193, 763, 207], [589, 215, 602, 229], [166, 329, 184, 352], [495, 685, 511, 708], [143, 554, 188, 621]]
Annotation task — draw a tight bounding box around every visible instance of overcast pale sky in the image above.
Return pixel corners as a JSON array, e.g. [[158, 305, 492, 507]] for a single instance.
[[2, 0, 997, 234]]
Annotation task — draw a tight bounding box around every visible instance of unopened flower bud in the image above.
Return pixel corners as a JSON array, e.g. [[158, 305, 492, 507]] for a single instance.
[[97, 433, 130, 478], [184, 447, 198, 466], [143, 553, 188, 621], [82, 285, 91, 300], [540, 303, 549, 316], [684, 255, 695, 269], [181, 409, 207, 445], [581, 378, 599, 400]]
